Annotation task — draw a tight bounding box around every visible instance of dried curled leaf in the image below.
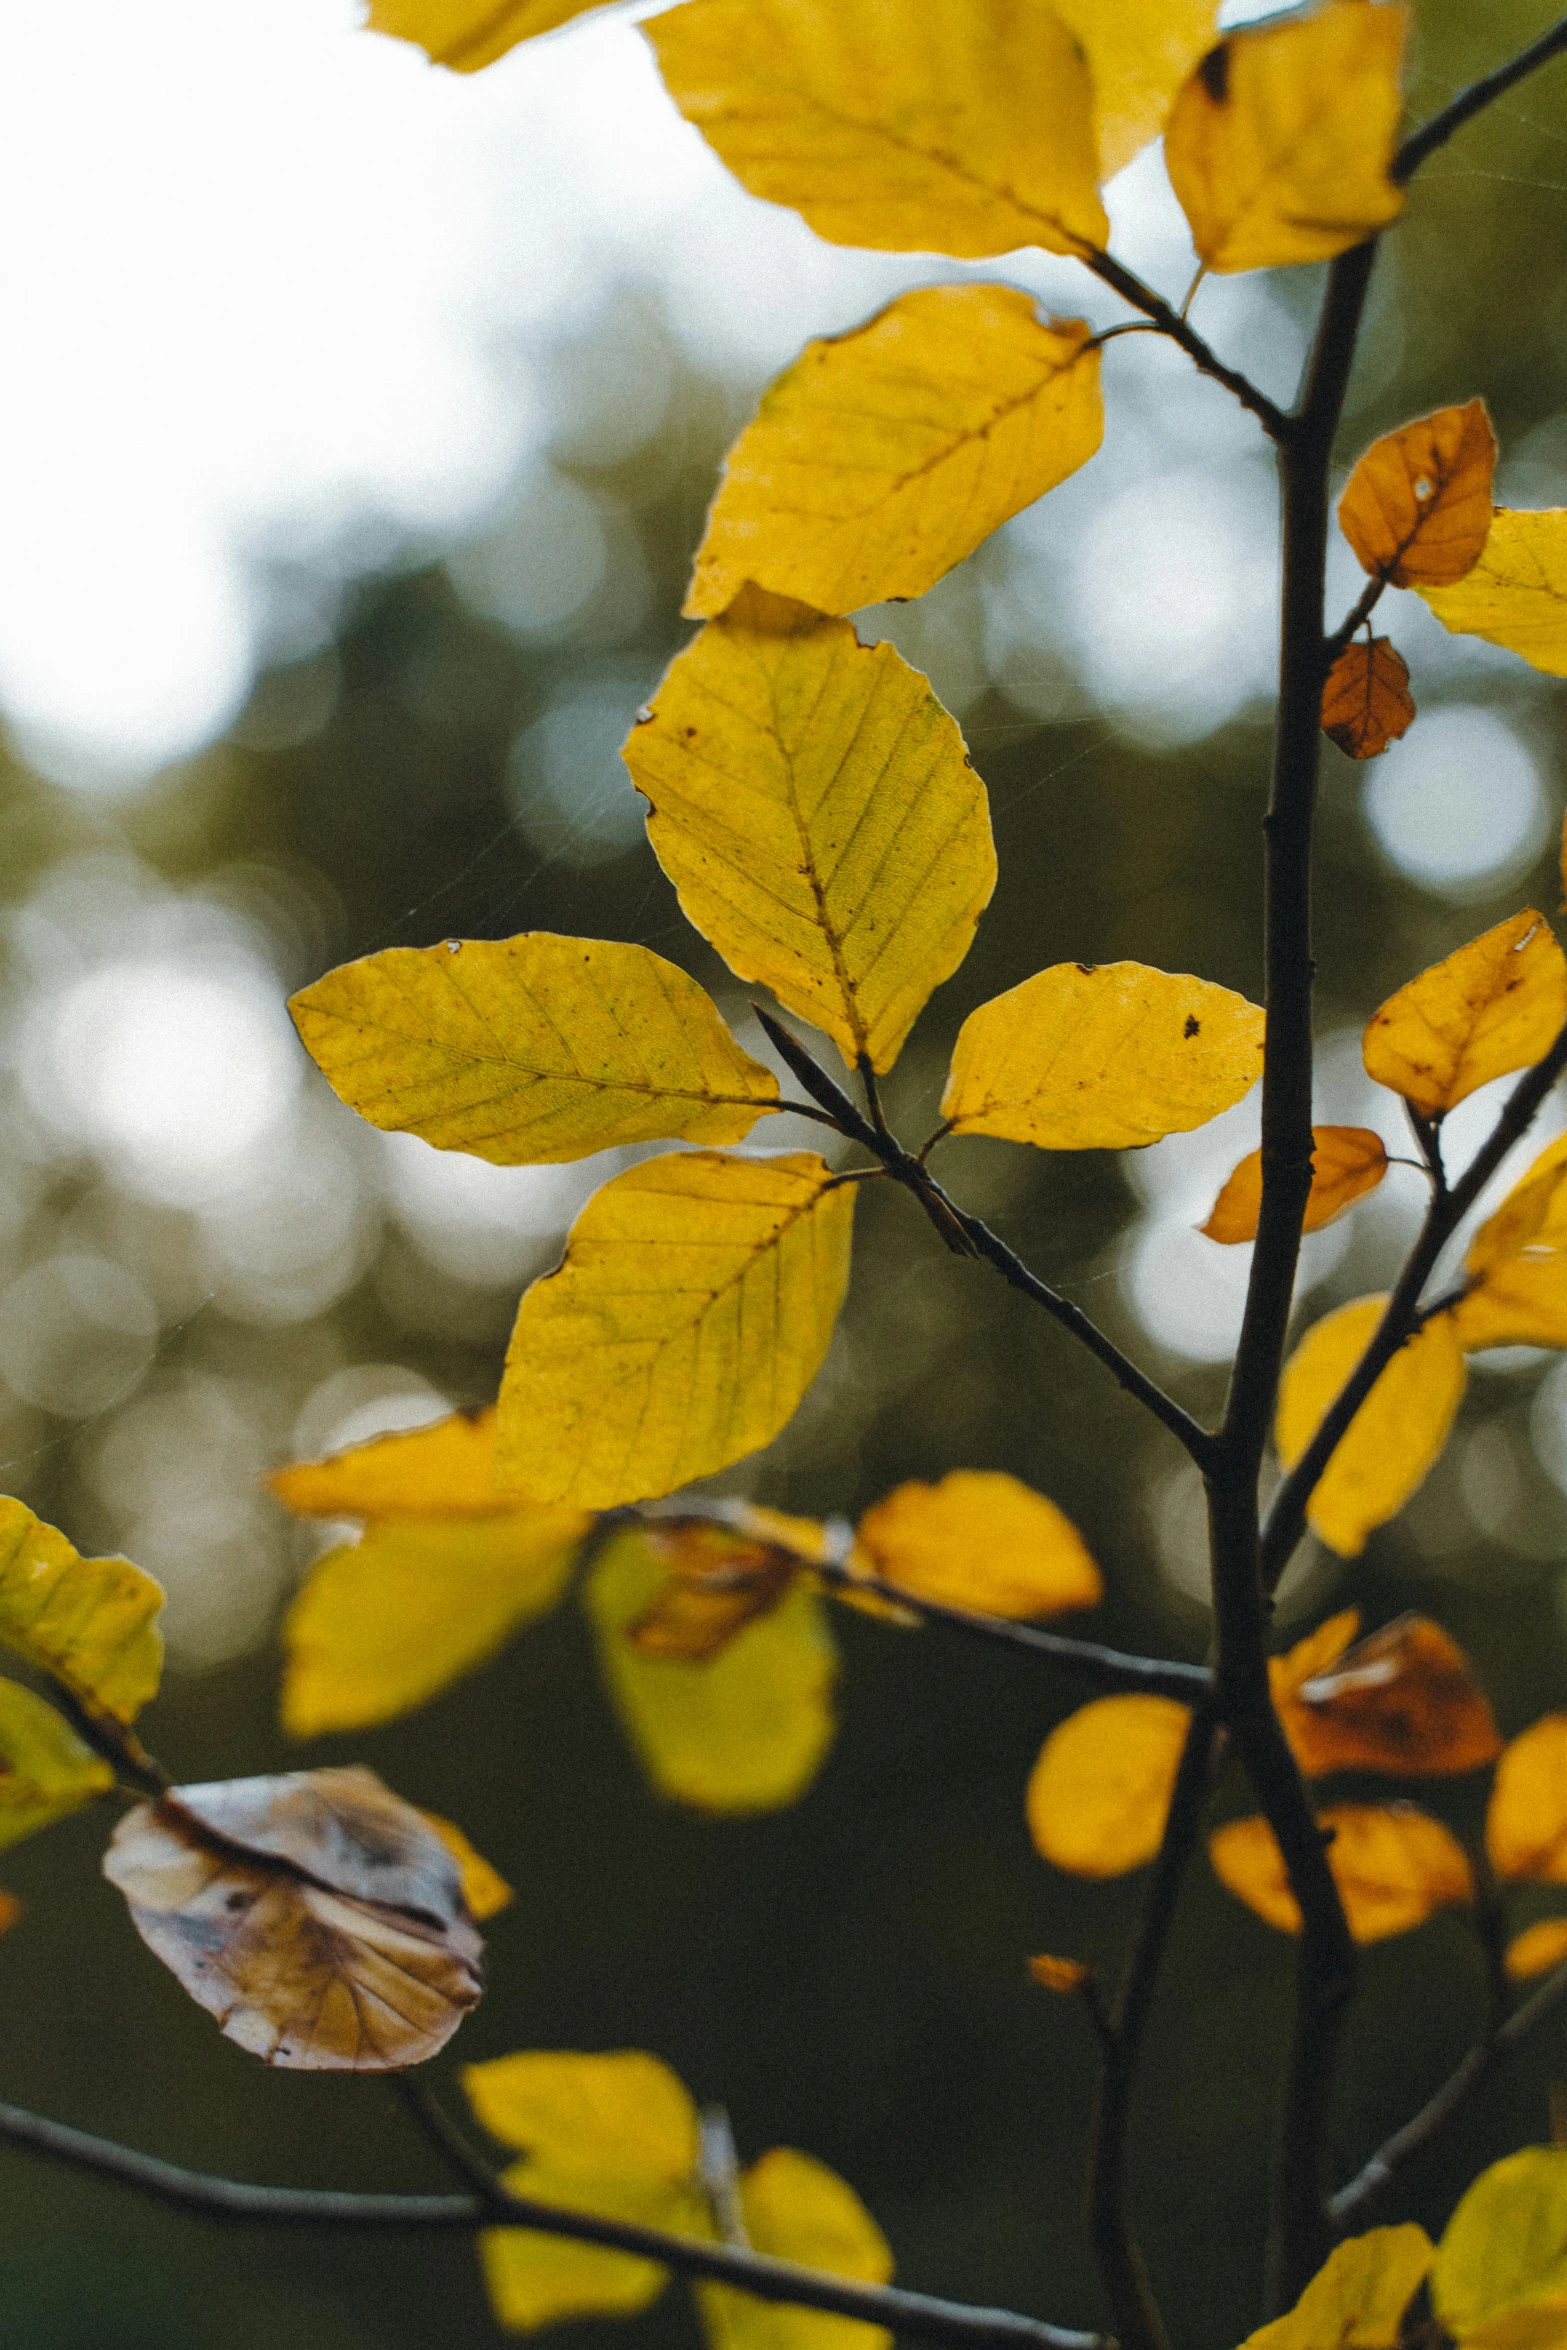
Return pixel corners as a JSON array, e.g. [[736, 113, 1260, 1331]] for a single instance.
[[697, 2146, 893, 2350], [1275, 1298, 1466, 1558], [1238, 2225, 1434, 2350], [500, 1151, 855, 1510], [1421, 511, 1567, 677], [0, 1498, 164, 1728], [1025, 1694, 1193, 1879], [941, 962, 1264, 1151], [1363, 911, 1567, 1119], [1432, 2148, 1567, 2339], [1209, 1803, 1472, 1943], [645, 0, 1107, 261], [104, 1767, 484, 2069], [1488, 1716, 1567, 1884], [682, 291, 1102, 620], [1338, 402, 1497, 589], [367, 0, 608, 67], [629, 1519, 804, 1662], [1505, 1921, 1567, 1983], [854, 1471, 1101, 1621], [1163, 0, 1407, 275], [0, 1678, 113, 1852], [290, 935, 780, 1164], [1320, 640, 1415, 760], [1281, 1615, 1501, 1780], [624, 592, 995, 1072], [1203, 1127, 1388, 1244], [1451, 1134, 1567, 1354]]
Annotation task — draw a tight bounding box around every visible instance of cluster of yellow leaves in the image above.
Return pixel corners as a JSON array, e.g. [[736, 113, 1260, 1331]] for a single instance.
[[464, 2047, 890, 2348], [1249, 2147, 1567, 2350]]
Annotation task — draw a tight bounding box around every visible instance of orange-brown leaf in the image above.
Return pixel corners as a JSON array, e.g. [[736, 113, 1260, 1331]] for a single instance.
[[1338, 401, 1497, 588], [1028, 1954, 1090, 1995], [628, 1520, 802, 1662], [1209, 1803, 1473, 1942], [1488, 1716, 1567, 1884], [1320, 639, 1415, 759], [1269, 1610, 1362, 1708], [1025, 1695, 1193, 1878], [1203, 1127, 1388, 1244], [1278, 1614, 1501, 1780], [853, 1471, 1101, 1621], [1505, 1919, 1567, 1982]]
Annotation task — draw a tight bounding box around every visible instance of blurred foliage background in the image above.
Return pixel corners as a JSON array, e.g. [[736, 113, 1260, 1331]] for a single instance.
[[3, 1, 1567, 2343]]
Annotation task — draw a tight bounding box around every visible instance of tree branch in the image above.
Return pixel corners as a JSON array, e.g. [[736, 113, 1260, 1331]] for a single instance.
[[1082, 251, 1290, 441], [1394, 14, 1567, 185]]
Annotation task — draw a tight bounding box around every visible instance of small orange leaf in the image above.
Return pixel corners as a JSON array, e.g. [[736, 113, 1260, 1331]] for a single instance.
[[1320, 639, 1416, 759], [1488, 1717, 1567, 1884], [1505, 1920, 1567, 1982], [1279, 1615, 1501, 1780], [1028, 1954, 1090, 1995], [1203, 1127, 1388, 1244], [1209, 1803, 1472, 1942], [1362, 910, 1567, 1120], [1025, 1695, 1193, 1878], [1269, 1610, 1363, 1709], [854, 1471, 1101, 1621], [1338, 401, 1497, 589], [422, 1811, 514, 1921]]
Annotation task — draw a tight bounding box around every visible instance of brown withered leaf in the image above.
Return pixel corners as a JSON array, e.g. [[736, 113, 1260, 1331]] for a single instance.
[[1337, 400, 1497, 589], [1281, 1614, 1502, 1780], [628, 1509, 826, 1662], [1321, 639, 1415, 759], [1209, 1803, 1472, 1943], [1203, 1128, 1388, 1244], [103, 1766, 483, 2069]]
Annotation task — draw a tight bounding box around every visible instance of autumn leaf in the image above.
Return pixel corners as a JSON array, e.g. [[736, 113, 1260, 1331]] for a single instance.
[[1338, 402, 1497, 589], [1025, 1695, 1194, 1878], [1451, 1133, 1567, 1354], [853, 1471, 1101, 1620], [465, 2049, 709, 2330], [290, 935, 780, 1163], [1320, 641, 1415, 760], [1421, 511, 1567, 677], [269, 1407, 513, 1521], [1505, 1921, 1567, 1982], [1238, 2225, 1433, 2350], [1208, 1803, 1472, 1942], [1431, 2149, 1567, 2339], [941, 962, 1264, 1151], [1163, 0, 1407, 275], [1269, 1609, 1362, 1707], [697, 2147, 893, 2350], [366, 0, 608, 67], [680, 293, 1102, 619], [1203, 1127, 1388, 1244], [1052, 0, 1220, 183], [586, 1532, 838, 1814], [1275, 1298, 1466, 1557], [421, 1811, 515, 1922], [0, 1679, 113, 1851], [624, 592, 995, 1071], [1028, 1953, 1091, 1996], [0, 1497, 164, 1727], [1362, 911, 1567, 1118], [645, 0, 1107, 261], [1487, 1716, 1567, 1884], [1278, 1614, 1501, 1780], [628, 1518, 807, 1663], [103, 1767, 485, 2068]]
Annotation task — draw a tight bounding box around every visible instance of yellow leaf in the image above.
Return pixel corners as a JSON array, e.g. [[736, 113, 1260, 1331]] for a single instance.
[[1208, 1803, 1472, 1942], [853, 1471, 1101, 1620], [367, 0, 608, 67], [280, 1514, 586, 1737], [585, 1531, 838, 1814], [1338, 402, 1497, 589], [1451, 1133, 1567, 1353], [269, 1408, 512, 1521], [1461, 2307, 1567, 2350], [1163, 1, 1407, 275], [1275, 1297, 1466, 1557], [1487, 1716, 1567, 1884], [941, 961, 1264, 1151], [1028, 1953, 1091, 1996], [1052, 0, 1220, 183], [1025, 1694, 1193, 1878], [0, 1498, 164, 1727], [499, 1150, 855, 1510], [680, 291, 1102, 619], [290, 935, 780, 1165], [1203, 1127, 1388, 1244], [1270, 1608, 1362, 1708], [1506, 1921, 1567, 1983], [1421, 512, 1567, 677], [420, 1811, 514, 1921], [1433, 2149, 1567, 2339], [644, 0, 1106, 261], [1237, 2225, 1433, 2350], [1320, 640, 1416, 760], [1277, 1613, 1500, 1781], [465, 2049, 708, 2332], [0, 1679, 113, 1852], [699, 2147, 893, 2350], [1363, 911, 1567, 1119], [625, 592, 994, 1071]]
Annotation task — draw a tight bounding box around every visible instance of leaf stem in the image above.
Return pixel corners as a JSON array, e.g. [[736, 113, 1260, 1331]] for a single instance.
[[1082, 251, 1290, 441], [1322, 577, 1386, 665]]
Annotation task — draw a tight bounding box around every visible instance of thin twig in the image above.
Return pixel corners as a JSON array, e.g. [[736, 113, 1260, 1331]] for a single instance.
[[1322, 577, 1386, 665], [1394, 14, 1567, 184], [1082, 250, 1290, 441]]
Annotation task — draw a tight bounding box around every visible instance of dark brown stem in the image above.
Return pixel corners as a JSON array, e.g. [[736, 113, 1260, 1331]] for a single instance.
[[1082, 251, 1289, 440], [46, 1683, 170, 1800], [1323, 576, 1386, 664], [1393, 14, 1567, 184]]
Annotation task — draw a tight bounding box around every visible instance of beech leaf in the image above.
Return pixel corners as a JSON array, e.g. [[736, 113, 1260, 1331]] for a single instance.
[[1487, 1716, 1567, 1884], [103, 1767, 484, 2069], [1338, 402, 1497, 589], [627, 1517, 809, 1663], [0, 1497, 164, 1727], [1203, 1127, 1388, 1244], [644, 0, 1107, 261], [1362, 910, 1567, 1118], [1208, 1803, 1472, 1943], [1320, 640, 1415, 760], [1163, 0, 1407, 275], [586, 1531, 839, 1814], [1025, 1694, 1193, 1879], [941, 961, 1264, 1151], [269, 1407, 515, 1521], [0, 1678, 114, 1851], [1275, 1297, 1466, 1558], [625, 592, 995, 1071], [680, 292, 1102, 619], [1238, 2225, 1434, 2350], [697, 2147, 893, 2350], [366, 0, 608, 67], [1451, 1134, 1567, 1354], [1432, 2149, 1567, 2339], [1421, 511, 1567, 677], [1052, 0, 1221, 183], [290, 935, 780, 1163], [1279, 1614, 1501, 1780], [1505, 1920, 1567, 1983], [853, 1470, 1101, 1621]]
